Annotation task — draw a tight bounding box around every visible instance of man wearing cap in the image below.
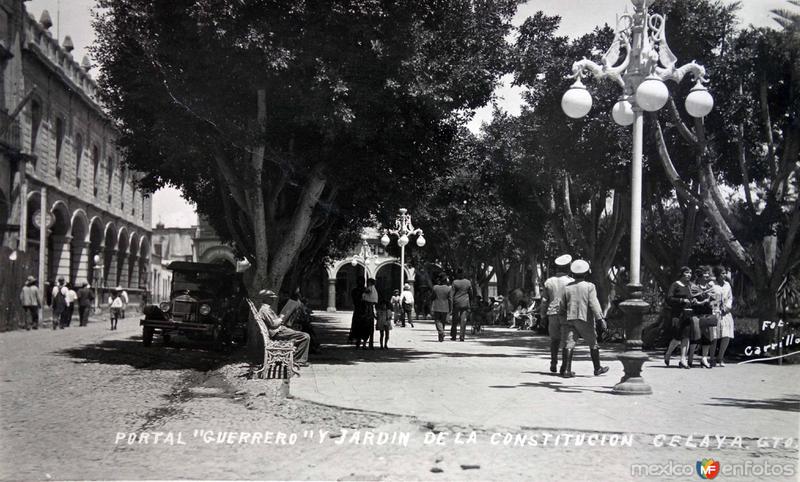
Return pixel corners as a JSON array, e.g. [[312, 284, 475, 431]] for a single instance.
[[77, 282, 95, 326], [20, 276, 42, 330], [559, 259, 609, 378], [51, 277, 68, 329], [253, 290, 311, 371], [540, 255, 573, 373]]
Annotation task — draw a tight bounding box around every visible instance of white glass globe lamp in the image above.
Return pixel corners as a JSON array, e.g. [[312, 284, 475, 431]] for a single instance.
[[635, 75, 669, 112], [561, 78, 592, 119], [685, 81, 714, 118], [611, 97, 635, 126]]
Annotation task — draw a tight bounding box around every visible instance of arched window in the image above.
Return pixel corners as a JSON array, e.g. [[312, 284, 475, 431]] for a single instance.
[[54, 117, 65, 179], [29, 100, 42, 158], [131, 178, 137, 215], [74, 133, 84, 187], [120, 165, 127, 209], [106, 155, 114, 203], [92, 145, 100, 196]]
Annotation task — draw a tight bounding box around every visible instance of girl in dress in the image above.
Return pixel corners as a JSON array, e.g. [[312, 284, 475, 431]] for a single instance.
[[390, 289, 402, 326], [376, 300, 393, 349]]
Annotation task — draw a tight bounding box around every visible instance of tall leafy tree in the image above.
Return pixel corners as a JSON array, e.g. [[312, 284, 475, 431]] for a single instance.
[[648, 0, 800, 319], [513, 14, 630, 309], [414, 125, 518, 295], [93, 0, 521, 292]]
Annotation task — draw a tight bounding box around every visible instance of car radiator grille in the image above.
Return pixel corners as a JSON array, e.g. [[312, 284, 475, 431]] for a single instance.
[[171, 301, 195, 321]]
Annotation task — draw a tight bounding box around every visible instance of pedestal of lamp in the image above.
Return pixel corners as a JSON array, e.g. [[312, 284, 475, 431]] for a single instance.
[[613, 284, 653, 395]]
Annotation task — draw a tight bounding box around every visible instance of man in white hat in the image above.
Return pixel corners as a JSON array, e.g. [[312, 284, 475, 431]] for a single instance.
[[253, 289, 311, 371], [540, 254, 573, 373], [559, 259, 608, 378]]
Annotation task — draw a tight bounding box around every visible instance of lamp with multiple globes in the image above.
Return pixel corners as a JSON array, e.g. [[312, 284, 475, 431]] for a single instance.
[[559, 0, 715, 396], [350, 238, 378, 286], [381, 208, 425, 291]]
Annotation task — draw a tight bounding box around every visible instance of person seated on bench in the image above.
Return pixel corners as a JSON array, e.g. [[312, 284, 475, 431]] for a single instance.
[[254, 289, 311, 371], [280, 289, 320, 353]]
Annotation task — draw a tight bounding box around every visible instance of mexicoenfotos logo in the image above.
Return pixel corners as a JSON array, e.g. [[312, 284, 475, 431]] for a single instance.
[[696, 459, 721, 479]]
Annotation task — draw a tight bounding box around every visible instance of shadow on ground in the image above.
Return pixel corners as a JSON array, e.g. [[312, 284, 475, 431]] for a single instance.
[[704, 396, 800, 412], [308, 313, 630, 368], [54, 335, 236, 371]]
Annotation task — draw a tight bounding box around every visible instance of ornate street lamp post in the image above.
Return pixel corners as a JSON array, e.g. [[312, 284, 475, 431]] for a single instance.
[[380, 208, 426, 292], [560, 0, 713, 395], [350, 236, 378, 287]]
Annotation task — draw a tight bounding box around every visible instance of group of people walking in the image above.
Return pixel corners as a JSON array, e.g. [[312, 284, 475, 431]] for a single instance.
[[18, 275, 133, 331], [347, 269, 477, 349], [663, 265, 735, 368], [19, 276, 97, 330]]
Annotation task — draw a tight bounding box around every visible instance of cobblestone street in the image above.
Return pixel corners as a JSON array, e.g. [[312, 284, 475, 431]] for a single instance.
[[1, 313, 798, 480]]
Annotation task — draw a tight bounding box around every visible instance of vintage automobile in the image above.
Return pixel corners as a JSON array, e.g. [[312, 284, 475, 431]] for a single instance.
[[140, 261, 248, 348]]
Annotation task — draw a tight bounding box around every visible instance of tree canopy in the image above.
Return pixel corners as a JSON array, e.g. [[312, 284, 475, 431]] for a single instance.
[[93, 0, 521, 291]]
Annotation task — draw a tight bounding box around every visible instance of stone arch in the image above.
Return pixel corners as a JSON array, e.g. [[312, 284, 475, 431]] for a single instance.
[[103, 221, 118, 287], [333, 262, 366, 311], [70, 209, 90, 243], [138, 237, 150, 291], [49, 201, 71, 235], [69, 209, 90, 284], [199, 245, 236, 267], [48, 200, 71, 284], [88, 216, 104, 286], [374, 259, 414, 304], [373, 259, 414, 282], [116, 226, 130, 287], [128, 231, 140, 288], [139, 236, 150, 258], [116, 226, 129, 253]]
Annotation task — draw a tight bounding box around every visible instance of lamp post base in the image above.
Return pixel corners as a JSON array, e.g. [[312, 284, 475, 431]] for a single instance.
[[612, 284, 652, 395], [613, 351, 652, 395]]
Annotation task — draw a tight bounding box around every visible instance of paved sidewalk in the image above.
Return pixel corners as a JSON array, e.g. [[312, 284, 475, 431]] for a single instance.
[[293, 312, 800, 439]]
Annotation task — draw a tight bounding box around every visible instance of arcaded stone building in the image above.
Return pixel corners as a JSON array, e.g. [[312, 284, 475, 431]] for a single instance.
[[0, 1, 151, 322]]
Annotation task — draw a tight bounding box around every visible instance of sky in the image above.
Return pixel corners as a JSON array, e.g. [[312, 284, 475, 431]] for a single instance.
[[26, 0, 796, 228]]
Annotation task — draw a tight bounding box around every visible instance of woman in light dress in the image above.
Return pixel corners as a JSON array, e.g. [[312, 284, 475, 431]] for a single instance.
[[711, 266, 735, 366]]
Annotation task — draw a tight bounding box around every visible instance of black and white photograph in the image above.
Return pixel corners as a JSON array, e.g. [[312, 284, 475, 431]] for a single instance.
[[0, 0, 798, 480]]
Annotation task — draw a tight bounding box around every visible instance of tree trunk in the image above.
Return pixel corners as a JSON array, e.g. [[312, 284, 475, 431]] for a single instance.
[[267, 167, 327, 292]]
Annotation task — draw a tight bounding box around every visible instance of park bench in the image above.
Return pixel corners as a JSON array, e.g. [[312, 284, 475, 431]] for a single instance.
[[246, 299, 294, 381]]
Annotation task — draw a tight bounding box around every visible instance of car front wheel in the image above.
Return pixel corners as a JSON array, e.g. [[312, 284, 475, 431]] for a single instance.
[[142, 327, 154, 347]]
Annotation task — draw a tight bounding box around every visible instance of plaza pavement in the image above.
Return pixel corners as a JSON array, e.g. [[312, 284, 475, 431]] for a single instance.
[[293, 312, 800, 440]]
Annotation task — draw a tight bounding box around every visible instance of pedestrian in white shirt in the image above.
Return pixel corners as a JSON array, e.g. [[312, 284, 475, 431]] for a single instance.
[[65, 282, 78, 327]]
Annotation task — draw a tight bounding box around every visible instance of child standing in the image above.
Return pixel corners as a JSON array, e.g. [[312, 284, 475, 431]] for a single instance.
[[390, 289, 402, 326], [108, 290, 124, 330], [376, 301, 393, 349]]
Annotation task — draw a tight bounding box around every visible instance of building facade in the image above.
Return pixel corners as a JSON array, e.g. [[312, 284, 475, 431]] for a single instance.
[[148, 217, 237, 304], [0, 1, 152, 328]]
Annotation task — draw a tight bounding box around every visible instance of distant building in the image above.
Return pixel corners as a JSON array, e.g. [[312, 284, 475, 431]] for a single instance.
[[148, 217, 236, 304], [0, 2, 151, 328]]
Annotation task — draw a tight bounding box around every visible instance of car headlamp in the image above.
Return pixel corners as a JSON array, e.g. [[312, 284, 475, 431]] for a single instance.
[[159, 302, 171, 312], [199, 304, 212, 316]]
